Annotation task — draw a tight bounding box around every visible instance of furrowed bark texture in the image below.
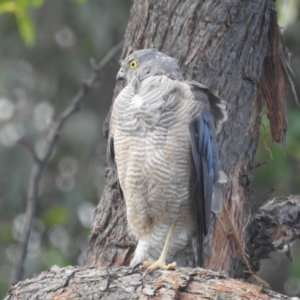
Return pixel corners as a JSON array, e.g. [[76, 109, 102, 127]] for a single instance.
[[86, 0, 293, 279], [247, 195, 300, 273], [5, 266, 291, 300]]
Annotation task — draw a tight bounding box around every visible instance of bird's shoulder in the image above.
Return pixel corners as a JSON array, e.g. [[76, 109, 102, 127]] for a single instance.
[[114, 75, 189, 112], [185, 80, 228, 133]]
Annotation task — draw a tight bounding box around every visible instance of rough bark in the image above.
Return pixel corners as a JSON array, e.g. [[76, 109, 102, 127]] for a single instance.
[[5, 265, 292, 300], [247, 195, 300, 273], [86, 0, 296, 280]]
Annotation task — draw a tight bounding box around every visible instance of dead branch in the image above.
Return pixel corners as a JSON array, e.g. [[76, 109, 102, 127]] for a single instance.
[[247, 195, 300, 273], [10, 41, 123, 286]]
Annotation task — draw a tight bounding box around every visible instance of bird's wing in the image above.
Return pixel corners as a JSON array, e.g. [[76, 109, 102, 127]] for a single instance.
[[189, 81, 227, 133], [107, 85, 136, 200], [107, 135, 115, 170], [188, 81, 227, 266], [107, 134, 125, 201]]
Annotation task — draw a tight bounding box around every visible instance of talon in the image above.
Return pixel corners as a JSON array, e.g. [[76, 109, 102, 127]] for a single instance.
[[166, 262, 177, 270], [139, 260, 152, 270], [134, 222, 177, 277], [131, 262, 143, 273], [140, 260, 176, 274]]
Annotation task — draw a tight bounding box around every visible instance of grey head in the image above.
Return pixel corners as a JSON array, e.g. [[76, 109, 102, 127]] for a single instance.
[[116, 49, 183, 84]]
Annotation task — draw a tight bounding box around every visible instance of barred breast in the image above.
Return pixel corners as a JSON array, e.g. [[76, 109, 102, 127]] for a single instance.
[[111, 75, 202, 264]]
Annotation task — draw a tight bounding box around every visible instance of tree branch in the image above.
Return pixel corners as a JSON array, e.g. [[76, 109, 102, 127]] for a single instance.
[[247, 195, 300, 273], [10, 41, 123, 286], [5, 265, 290, 300]]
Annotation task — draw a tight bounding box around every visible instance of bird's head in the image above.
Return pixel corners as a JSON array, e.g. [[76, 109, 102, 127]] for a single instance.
[[116, 49, 183, 84]]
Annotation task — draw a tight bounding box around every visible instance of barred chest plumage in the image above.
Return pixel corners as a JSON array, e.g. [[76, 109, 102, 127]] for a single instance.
[[113, 76, 200, 135], [111, 76, 199, 252]]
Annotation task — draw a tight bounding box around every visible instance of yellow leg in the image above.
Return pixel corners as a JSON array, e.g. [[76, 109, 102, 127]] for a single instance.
[[140, 222, 177, 272]]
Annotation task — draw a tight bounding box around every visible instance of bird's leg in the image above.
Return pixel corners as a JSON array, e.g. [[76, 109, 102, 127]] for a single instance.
[[140, 221, 177, 273]]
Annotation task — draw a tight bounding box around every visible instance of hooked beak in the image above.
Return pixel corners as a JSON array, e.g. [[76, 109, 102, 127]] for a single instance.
[[116, 68, 125, 81]]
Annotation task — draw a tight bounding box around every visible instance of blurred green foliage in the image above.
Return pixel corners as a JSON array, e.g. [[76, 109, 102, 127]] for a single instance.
[[276, 0, 300, 29], [0, 0, 43, 45], [42, 205, 69, 227], [0, 0, 86, 45]]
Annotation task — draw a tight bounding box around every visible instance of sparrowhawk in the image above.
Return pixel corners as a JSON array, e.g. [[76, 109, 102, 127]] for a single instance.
[[108, 49, 227, 271]]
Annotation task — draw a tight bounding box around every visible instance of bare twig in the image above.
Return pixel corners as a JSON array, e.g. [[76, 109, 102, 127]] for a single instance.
[[223, 204, 268, 286], [252, 187, 275, 214], [18, 138, 41, 163], [10, 41, 123, 286], [253, 161, 266, 169]]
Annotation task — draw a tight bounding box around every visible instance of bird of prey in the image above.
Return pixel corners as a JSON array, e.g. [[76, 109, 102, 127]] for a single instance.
[[108, 49, 227, 271]]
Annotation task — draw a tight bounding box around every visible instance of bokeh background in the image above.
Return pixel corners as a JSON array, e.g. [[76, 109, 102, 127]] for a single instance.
[[0, 0, 299, 297]]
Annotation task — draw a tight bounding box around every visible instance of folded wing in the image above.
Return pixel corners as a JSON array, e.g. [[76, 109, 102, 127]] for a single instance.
[[188, 82, 227, 266]]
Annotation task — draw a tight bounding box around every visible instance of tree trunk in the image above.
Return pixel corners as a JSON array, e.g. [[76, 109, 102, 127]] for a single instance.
[[4, 265, 292, 300], [86, 0, 294, 279]]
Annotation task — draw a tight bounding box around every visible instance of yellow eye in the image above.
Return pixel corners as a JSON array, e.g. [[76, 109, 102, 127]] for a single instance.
[[129, 59, 138, 69]]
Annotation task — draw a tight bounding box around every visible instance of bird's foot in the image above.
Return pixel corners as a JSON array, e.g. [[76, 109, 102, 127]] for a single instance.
[[139, 260, 176, 273]]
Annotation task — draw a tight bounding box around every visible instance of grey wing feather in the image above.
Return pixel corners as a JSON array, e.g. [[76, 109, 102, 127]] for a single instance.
[[107, 135, 124, 200], [188, 81, 227, 266], [107, 135, 116, 170], [189, 81, 227, 133]]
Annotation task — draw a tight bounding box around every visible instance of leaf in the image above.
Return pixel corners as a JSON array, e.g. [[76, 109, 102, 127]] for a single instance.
[[16, 11, 35, 46], [0, 0, 43, 46], [0, 2, 17, 13]]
